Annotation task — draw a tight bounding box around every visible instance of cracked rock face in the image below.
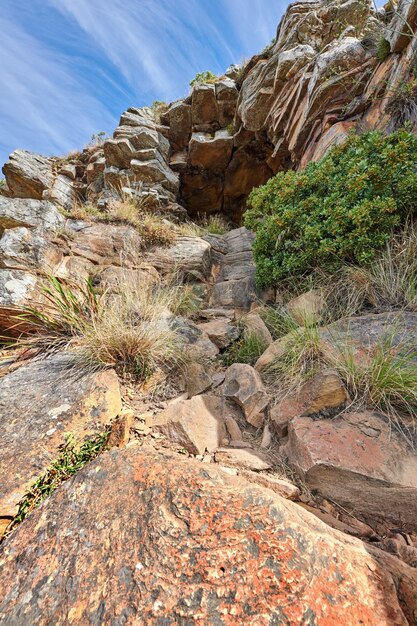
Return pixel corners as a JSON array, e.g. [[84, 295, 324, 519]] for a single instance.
[[0, 354, 121, 525], [1, 446, 416, 626]]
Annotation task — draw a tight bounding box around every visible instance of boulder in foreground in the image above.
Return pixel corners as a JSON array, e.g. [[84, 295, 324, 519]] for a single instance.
[[0, 446, 416, 625]]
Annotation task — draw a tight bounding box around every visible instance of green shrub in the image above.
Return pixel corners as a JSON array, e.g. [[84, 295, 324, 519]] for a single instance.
[[222, 333, 267, 367], [190, 71, 218, 88], [376, 37, 391, 61], [245, 130, 417, 287]]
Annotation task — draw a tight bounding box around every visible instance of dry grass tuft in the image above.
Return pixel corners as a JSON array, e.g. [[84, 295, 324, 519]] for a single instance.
[[176, 215, 231, 237], [12, 274, 189, 380]]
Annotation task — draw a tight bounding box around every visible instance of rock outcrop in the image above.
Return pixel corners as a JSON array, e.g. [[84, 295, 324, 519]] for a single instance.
[[4, 0, 415, 222], [1, 447, 416, 625], [0, 354, 121, 526]]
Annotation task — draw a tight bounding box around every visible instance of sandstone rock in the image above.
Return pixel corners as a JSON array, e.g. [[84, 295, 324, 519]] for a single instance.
[[2, 150, 53, 199], [59, 163, 77, 180], [95, 265, 160, 291], [168, 101, 192, 150], [171, 317, 219, 358], [185, 361, 212, 397], [196, 317, 239, 349], [0, 354, 121, 523], [255, 329, 303, 372], [43, 174, 75, 211], [0, 227, 63, 272], [189, 130, 233, 170], [0, 197, 64, 232], [0, 269, 37, 334], [191, 83, 219, 130], [222, 363, 269, 427], [180, 169, 224, 214], [55, 256, 95, 282], [149, 236, 212, 279], [130, 157, 179, 196], [287, 289, 325, 325], [270, 368, 349, 438], [153, 394, 227, 454], [240, 470, 301, 500], [169, 149, 188, 173], [107, 410, 134, 448], [215, 78, 239, 126], [286, 411, 417, 529], [387, 0, 417, 53], [0, 447, 415, 625], [276, 44, 315, 80], [68, 221, 142, 266], [215, 447, 273, 471], [210, 277, 257, 310], [319, 312, 417, 365], [243, 312, 273, 345], [103, 137, 136, 169]]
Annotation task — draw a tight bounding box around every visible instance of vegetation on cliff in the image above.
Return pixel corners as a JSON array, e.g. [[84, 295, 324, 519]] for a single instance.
[[245, 129, 417, 287]]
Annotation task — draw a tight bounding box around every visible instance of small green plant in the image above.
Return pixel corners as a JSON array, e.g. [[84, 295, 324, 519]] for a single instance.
[[190, 71, 218, 88], [265, 324, 322, 389], [245, 129, 417, 287], [0, 178, 5, 189], [376, 37, 391, 61], [222, 333, 268, 367], [386, 79, 417, 131], [89, 131, 108, 146], [258, 305, 298, 340], [151, 100, 168, 122], [3, 432, 109, 539], [330, 328, 417, 440], [226, 122, 235, 136]]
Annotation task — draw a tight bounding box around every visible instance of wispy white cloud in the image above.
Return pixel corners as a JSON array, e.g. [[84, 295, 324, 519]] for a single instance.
[[1, 0, 285, 168], [48, 0, 284, 100], [0, 13, 116, 165]]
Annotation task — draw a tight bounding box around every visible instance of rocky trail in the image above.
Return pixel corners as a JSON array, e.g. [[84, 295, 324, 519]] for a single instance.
[[1, 0, 417, 622]]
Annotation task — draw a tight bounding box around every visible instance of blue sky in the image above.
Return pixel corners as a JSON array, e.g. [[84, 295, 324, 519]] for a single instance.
[[0, 0, 286, 169]]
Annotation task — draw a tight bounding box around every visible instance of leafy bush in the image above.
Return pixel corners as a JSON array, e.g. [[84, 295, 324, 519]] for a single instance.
[[245, 130, 417, 287], [376, 37, 391, 61], [190, 71, 218, 88]]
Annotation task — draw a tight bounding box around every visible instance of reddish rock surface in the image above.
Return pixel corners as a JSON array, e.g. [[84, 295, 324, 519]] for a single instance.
[[0, 446, 416, 625], [286, 411, 417, 529], [0, 354, 121, 526]]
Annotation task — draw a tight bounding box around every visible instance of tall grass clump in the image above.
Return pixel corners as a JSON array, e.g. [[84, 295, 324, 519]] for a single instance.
[[329, 326, 417, 442], [14, 275, 187, 380]]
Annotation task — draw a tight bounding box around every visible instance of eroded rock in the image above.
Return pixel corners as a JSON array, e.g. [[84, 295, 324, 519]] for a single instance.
[[0, 447, 415, 625], [0, 354, 121, 523]]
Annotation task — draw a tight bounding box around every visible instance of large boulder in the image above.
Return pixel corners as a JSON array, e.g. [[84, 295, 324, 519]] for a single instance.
[[286, 411, 417, 530], [0, 354, 121, 527], [0, 197, 64, 233], [2, 150, 53, 200], [222, 363, 270, 427], [0, 227, 63, 272], [67, 221, 142, 267], [0, 447, 416, 624], [153, 394, 227, 454], [189, 130, 233, 170], [168, 101, 192, 150], [148, 236, 212, 280], [191, 83, 219, 130], [0, 269, 38, 334]]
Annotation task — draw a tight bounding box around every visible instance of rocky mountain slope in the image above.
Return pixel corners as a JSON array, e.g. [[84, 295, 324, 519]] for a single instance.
[[1, 0, 417, 623]]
